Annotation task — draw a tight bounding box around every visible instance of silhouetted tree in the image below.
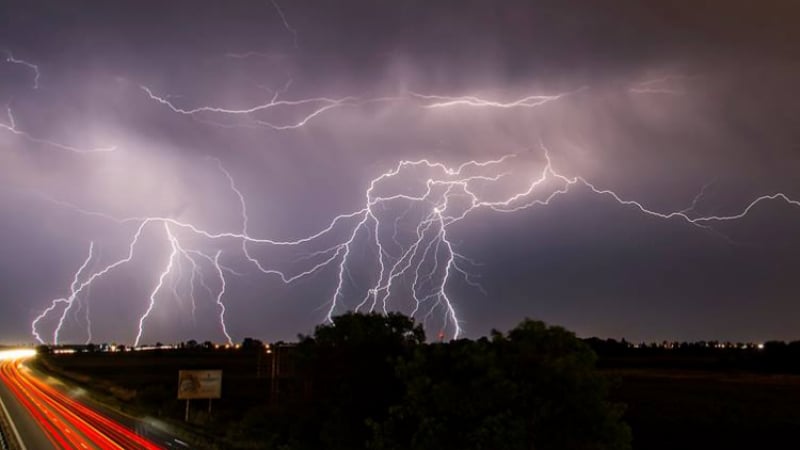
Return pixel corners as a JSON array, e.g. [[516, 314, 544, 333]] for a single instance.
[[294, 312, 424, 450], [369, 319, 631, 450], [241, 337, 264, 351]]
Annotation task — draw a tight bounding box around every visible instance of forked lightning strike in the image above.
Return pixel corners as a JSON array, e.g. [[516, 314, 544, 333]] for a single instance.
[[2, 51, 116, 154], [32, 242, 95, 344], [409, 86, 587, 108], [4, 51, 40, 89], [139, 84, 359, 130], [270, 0, 298, 48], [139, 85, 588, 130], [628, 74, 699, 95], [1, 106, 117, 154], [31, 142, 800, 345]]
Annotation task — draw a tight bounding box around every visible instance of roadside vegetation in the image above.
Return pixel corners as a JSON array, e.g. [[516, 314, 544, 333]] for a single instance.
[[37, 313, 630, 450]]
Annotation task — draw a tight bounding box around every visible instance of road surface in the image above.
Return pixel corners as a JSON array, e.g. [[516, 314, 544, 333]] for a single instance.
[[0, 357, 164, 449]]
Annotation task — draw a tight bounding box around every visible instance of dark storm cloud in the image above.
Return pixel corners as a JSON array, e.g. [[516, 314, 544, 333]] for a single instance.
[[0, 1, 798, 344]]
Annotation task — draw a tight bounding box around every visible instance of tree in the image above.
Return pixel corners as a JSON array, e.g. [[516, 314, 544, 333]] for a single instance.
[[241, 337, 264, 351], [369, 319, 631, 450], [293, 312, 425, 450]]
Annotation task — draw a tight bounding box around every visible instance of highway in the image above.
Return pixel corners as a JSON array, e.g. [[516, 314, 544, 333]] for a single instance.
[[0, 355, 162, 449]]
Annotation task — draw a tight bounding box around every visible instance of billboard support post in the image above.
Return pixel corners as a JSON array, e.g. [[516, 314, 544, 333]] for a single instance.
[[185, 399, 190, 422]]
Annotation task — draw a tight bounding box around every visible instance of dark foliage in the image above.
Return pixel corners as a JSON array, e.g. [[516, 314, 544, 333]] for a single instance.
[[292, 312, 425, 450], [288, 314, 629, 450], [368, 320, 631, 450], [40, 314, 630, 450]]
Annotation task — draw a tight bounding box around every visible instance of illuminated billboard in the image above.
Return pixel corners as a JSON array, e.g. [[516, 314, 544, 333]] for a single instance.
[[177, 370, 222, 399]]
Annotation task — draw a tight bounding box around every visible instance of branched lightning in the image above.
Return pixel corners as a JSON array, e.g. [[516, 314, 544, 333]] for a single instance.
[[7, 7, 795, 349], [270, 0, 298, 48], [4, 51, 40, 89], [2, 52, 116, 154], [31, 242, 95, 344], [23, 74, 798, 346], [31, 136, 800, 345], [212, 250, 233, 344], [134, 222, 179, 347], [138, 85, 587, 130], [680, 180, 716, 215], [1, 106, 117, 153], [629, 75, 698, 95], [409, 86, 587, 108], [139, 84, 361, 130]]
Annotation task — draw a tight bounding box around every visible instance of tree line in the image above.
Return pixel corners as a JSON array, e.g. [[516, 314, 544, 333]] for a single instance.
[[229, 312, 631, 450]]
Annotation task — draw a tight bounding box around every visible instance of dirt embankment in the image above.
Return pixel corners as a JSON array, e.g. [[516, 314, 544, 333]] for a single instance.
[[34, 357, 136, 402]]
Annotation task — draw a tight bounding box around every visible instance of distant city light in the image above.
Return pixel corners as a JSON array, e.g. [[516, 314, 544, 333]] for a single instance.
[[0, 348, 37, 360]]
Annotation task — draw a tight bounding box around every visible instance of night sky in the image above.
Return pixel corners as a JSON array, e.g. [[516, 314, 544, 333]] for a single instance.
[[1, 1, 799, 345]]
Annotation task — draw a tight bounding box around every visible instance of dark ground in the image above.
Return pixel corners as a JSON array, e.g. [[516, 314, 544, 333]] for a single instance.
[[36, 343, 800, 450], [607, 368, 800, 450], [35, 348, 271, 448]]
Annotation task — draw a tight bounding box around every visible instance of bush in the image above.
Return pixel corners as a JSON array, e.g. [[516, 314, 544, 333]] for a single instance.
[[368, 319, 631, 450]]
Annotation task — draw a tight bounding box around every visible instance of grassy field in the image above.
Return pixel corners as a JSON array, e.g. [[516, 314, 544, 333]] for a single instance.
[[608, 368, 800, 449], [38, 349, 800, 449], [36, 349, 274, 447]]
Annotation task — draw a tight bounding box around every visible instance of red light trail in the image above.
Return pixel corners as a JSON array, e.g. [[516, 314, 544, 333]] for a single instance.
[[0, 358, 161, 449]]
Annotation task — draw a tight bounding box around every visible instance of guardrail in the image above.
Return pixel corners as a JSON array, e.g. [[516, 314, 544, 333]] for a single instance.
[[0, 395, 23, 450]]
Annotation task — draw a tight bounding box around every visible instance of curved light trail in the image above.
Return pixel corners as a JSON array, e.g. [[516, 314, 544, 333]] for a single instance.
[[0, 358, 160, 449]]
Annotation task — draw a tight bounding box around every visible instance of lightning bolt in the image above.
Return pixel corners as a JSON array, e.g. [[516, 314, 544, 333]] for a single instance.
[[629, 74, 698, 95], [134, 222, 179, 347], [212, 250, 233, 345], [31, 242, 94, 344], [138, 85, 586, 130], [33, 221, 148, 344], [83, 282, 93, 345], [28, 141, 800, 344], [140, 84, 361, 130], [2, 52, 116, 154], [10, 8, 794, 349], [680, 180, 716, 215], [1, 106, 117, 154], [409, 86, 587, 109], [270, 0, 298, 48], [71, 245, 99, 345], [52, 242, 96, 344], [4, 51, 40, 89]]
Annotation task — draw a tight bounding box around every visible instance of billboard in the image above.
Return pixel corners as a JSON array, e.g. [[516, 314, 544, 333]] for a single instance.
[[177, 370, 222, 399]]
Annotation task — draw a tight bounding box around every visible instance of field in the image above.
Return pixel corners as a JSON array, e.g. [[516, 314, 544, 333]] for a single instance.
[[36, 348, 277, 447], [36, 348, 800, 449], [608, 368, 800, 449]]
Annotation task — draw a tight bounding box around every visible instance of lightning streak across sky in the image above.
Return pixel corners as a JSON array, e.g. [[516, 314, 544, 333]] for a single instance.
[[1, 106, 118, 154], [270, 0, 298, 48], [4, 51, 39, 89], [1, 50, 116, 154], [138, 84, 588, 130], [2, 0, 798, 348], [30, 133, 800, 345], [6, 12, 796, 347]]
